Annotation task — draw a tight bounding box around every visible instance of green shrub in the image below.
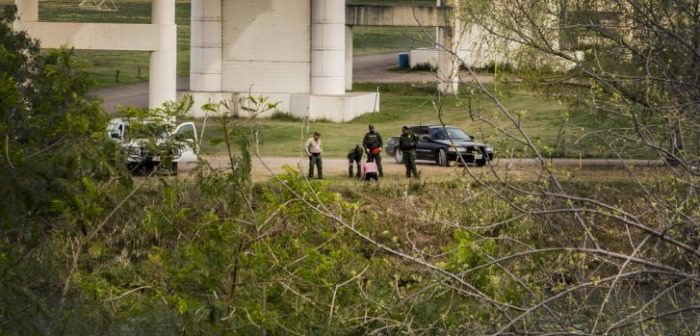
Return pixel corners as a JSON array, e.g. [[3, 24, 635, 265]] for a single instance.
[[411, 62, 437, 71]]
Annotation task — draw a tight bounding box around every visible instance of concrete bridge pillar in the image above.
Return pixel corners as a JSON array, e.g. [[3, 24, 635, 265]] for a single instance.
[[149, 0, 177, 108], [14, 0, 38, 35], [345, 26, 353, 91], [311, 0, 346, 95], [437, 0, 460, 94], [190, 0, 222, 92], [15, 0, 38, 22]]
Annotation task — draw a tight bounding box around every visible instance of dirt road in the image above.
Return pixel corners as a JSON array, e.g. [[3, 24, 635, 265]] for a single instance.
[[193, 155, 460, 181], [184, 155, 664, 182]]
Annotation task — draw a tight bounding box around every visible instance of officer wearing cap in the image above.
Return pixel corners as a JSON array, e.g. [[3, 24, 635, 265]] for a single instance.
[[362, 124, 384, 177]]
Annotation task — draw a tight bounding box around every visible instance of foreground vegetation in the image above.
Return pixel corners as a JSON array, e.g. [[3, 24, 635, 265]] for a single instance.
[[10, 156, 697, 334], [4, 105, 698, 334]]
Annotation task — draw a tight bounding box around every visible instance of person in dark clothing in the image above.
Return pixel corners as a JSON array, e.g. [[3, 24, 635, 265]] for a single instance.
[[399, 126, 419, 178], [362, 124, 384, 177], [347, 144, 363, 178]]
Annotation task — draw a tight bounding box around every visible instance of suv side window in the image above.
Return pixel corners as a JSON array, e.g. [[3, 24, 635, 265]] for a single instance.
[[175, 123, 196, 141], [108, 122, 124, 140], [410, 127, 425, 135], [430, 127, 447, 140]]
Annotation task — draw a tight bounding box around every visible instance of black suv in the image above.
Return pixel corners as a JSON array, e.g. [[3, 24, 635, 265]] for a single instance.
[[385, 125, 494, 166]]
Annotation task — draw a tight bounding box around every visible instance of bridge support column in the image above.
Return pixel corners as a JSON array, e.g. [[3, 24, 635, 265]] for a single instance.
[[15, 0, 38, 22], [345, 26, 353, 91], [149, 0, 177, 108], [311, 0, 346, 95], [14, 0, 38, 33], [437, 0, 460, 94], [190, 0, 222, 92]]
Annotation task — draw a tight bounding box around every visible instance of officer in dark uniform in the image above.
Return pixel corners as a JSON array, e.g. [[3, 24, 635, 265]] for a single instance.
[[399, 126, 419, 178], [362, 124, 384, 177], [347, 144, 363, 178]]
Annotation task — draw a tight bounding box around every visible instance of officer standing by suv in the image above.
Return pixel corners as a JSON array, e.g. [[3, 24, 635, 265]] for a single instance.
[[399, 126, 419, 178], [362, 124, 384, 177]]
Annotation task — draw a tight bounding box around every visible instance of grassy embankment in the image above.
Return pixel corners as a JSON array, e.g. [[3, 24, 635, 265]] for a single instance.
[[33, 0, 191, 88], [196, 82, 661, 160]]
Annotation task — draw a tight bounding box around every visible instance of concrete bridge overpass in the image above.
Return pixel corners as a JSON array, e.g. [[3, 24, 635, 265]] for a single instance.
[[13, 1, 469, 121]]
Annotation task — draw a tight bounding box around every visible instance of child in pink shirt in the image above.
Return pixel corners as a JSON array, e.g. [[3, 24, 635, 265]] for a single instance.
[[361, 158, 379, 182]]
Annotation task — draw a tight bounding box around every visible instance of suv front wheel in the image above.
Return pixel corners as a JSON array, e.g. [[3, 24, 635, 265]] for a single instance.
[[436, 149, 449, 167]]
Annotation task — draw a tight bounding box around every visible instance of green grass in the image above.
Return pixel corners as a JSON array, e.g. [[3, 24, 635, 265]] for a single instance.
[[353, 26, 434, 55], [348, 0, 436, 55], [68, 50, 150, 87], [195, 83, 660, 160], [28, 0, 191, 88]]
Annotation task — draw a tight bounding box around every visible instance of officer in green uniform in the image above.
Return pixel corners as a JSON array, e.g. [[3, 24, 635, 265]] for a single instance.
[[362, 124, 384, 177], [399, 126, 419, 178]]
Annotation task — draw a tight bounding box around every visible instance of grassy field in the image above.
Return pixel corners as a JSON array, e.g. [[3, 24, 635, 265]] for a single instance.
[[195, 83, 661, 160], [2, 0, 435, 88], [353, 26, 433, 55], [30, 0, 191, 88]]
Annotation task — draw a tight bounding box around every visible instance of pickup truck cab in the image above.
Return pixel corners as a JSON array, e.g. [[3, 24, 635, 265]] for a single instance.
[[107, 117, 198, 175]]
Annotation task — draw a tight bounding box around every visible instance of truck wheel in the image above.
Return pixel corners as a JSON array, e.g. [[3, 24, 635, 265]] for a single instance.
[[167, 162, 178, 176]]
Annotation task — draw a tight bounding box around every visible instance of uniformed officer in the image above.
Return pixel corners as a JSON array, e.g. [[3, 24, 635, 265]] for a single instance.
[[398, 126, 419, 178], [362, 124, 384, 177]]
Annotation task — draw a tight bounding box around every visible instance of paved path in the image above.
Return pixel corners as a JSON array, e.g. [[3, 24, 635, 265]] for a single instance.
[[90, 77, 190, 114], [354, 52, 396, 71], [91, 53, 477, 113]]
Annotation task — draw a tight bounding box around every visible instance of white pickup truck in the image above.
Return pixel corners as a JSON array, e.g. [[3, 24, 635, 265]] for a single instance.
[[107, 117, 198, 175]]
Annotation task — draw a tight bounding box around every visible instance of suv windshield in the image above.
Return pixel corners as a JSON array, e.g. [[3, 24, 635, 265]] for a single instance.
[[430, 127, 472, 141]]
